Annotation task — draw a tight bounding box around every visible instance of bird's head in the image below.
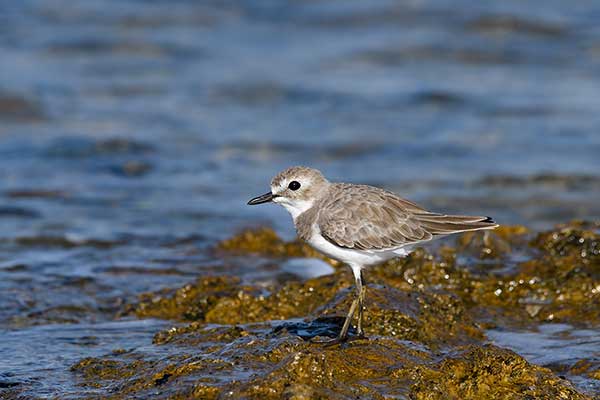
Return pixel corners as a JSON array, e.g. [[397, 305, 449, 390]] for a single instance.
[[247, 166, 330, 220]]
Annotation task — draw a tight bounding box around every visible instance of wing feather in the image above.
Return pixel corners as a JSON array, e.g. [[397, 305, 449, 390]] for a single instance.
[[317, 184, 497, 250]]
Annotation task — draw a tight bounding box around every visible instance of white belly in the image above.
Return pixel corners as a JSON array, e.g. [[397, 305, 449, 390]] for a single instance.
[[306, 224, 414, 269]]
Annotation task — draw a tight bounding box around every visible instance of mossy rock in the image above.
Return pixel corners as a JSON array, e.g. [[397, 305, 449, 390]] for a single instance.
[[132, 276, 242, 320], [87, 223, 600, 399], [408, 344, 589, 400], [216, 227, 330, 262]]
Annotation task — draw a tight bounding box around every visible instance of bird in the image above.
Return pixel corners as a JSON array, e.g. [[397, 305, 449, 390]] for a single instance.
[[247, 166, 498, 343]]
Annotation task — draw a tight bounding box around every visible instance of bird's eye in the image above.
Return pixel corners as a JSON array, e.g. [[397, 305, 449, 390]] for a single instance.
[[288, 181, 301, 191]]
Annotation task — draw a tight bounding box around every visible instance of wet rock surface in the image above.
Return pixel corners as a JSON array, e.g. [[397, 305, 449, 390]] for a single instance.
[[51, 224, 600, 399]]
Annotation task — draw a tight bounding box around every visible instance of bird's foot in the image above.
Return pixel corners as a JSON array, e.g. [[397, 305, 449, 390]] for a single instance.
[[311, 333, 368, 347], [311, 335, 347, 347]]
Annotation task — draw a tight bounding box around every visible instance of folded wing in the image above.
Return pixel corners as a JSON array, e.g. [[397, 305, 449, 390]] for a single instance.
[[318, 184, 497, 251]]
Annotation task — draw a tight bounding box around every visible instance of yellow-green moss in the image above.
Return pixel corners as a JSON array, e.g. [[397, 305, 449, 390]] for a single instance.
[[408, 345, 589, 400], [131, 276, 242, 320], [216, 227, 332, 262], [73, 223, 599, 399]]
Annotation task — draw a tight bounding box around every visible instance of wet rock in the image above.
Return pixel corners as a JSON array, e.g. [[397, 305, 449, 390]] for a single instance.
[[408, 345, 587, 399], [228, 338, 421, 399], [410, 90, 466, 107], [0, 380, 20, 388], [352, 45, 526, 67], [215, 227, 330, 261], [211, 82, 286, 106], [467, 15, 566, 37], [456, 225, 528, 259], [70, 357, 153, 389], [107, 160, 153, 177], [203, 273, 348, 326], [15, 235, 124, 249], [3, 263, 29, 272], [93, 138, 155, 155], [0, 206, 41, 218], [0, 92, 45, 122], [132, 273, 347, 325], [132, 276, 242, 321], [100, 265, 188, 276], [216, 140, 382, 163], [476, 174, 600, 190], [69, 328, 590, 399], [46, 137, 155, 158], [531, 223, 600, 262], [134, 268, 481, 347], [76, 223, 598, 398], [5, 189, 69, 199], [570, 359, 600, 380], [21, 304, 98, 325], [144, 223, 600, 330], [153, 324, 250, 346], [374, 224, 600, 328]]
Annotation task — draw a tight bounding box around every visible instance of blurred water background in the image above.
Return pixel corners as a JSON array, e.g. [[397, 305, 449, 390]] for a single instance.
[[1, 0, 600, 397]]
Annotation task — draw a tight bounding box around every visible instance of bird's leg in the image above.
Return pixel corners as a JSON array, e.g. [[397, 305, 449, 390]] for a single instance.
[[312, 285, 358, 346], [314, 266, 365, 346], [337, 295, 359, 341], [336, 266, 366, 341], [356, 270, 366, 337]]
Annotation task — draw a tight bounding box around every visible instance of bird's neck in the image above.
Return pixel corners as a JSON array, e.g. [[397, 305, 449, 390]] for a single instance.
[[280, 198, 315, 222]]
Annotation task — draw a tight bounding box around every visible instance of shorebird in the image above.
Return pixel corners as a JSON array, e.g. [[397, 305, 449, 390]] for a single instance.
[[248, 166, 498, 343]]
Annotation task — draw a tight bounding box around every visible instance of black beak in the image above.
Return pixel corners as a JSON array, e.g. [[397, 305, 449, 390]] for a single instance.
[[247, 191, 274, 205]]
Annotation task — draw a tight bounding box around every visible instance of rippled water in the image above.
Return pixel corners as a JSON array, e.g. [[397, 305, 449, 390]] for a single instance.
[[1, 0, 600, 397], [0, 319, 172, 397]]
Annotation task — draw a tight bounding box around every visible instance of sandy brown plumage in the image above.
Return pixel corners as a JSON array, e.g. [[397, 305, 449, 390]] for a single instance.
[[297, 183, 497, 251]]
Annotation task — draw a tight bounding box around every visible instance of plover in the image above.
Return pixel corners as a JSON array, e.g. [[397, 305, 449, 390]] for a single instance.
[[248, 166, 498, 342]]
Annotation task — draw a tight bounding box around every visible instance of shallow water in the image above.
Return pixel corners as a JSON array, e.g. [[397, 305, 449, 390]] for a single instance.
[[0, 319, 172, 397], [1, 0, 600, 398]]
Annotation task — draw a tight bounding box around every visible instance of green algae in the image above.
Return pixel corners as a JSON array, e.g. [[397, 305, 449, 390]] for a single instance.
[[130, 276, 242, 321], [456, 224, 530, 259], [131, 273, 350, 325], [204, 273, 349, 325], [70, 222, 600, 399], [368, 223, 600, 328], [70, 357, 147, 386], [226, 337, 422, 399], [408, 345, 588, 400], [215, 227, 333, 262], [68, 327, 593, 400], [570, 359, 600, 383], [133, 269, 481, 347]]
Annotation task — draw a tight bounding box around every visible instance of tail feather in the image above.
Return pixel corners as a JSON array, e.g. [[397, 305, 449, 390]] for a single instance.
[[415, 213, 498, 236]]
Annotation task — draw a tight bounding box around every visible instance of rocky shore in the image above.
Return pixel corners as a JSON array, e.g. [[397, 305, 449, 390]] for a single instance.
[[42, 222, 598, 399]]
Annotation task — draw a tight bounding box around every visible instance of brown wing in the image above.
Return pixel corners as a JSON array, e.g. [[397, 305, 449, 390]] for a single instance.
[[317, 184, 497, 250]]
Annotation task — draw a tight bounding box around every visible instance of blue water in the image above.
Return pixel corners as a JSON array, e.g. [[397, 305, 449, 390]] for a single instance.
[[1, 0, 600, 397]]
